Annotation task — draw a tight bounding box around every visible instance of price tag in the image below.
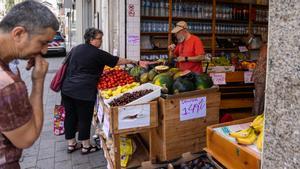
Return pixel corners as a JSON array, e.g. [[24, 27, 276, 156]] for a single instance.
[[118, 104, 150, 130], [210, 73, 226, 85], [244, 71, 254, 83], [239, 46, 248, 52], [180, 97, 206, 121]]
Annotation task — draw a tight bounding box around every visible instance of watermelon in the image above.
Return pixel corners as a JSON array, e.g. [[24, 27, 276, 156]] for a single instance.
[[173, 70, 192, 80], [194, 74, 214, 90], [153, 73, 174, 94], [140, 73, 149, 84], [172, 77, 196, 94]]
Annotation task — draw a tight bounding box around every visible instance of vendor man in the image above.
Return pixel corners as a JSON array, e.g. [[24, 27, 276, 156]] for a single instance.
[[168, 21, 205, 74]]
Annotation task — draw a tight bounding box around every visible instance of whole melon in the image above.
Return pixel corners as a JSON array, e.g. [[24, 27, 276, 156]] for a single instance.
[[194, 74, 214, 90], [172, 77, 196, 94], [153, 73, 174, 94]]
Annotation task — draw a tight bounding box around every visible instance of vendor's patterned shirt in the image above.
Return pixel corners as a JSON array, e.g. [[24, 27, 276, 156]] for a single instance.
[[0, 59, 33, 169]]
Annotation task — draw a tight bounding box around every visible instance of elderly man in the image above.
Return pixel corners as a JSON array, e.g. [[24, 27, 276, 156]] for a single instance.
[[168, 21, 206, 74], [0, 1, 59, 168]]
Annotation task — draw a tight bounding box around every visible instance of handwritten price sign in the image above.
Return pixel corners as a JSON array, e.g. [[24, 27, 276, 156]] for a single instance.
[[209, 73, 226, 85], [180, 97, 206, 121], [244, 71, 254, 83]]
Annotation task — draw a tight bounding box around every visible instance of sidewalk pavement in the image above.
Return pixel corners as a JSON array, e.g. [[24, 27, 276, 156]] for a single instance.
[[18, 57, 107, 169]]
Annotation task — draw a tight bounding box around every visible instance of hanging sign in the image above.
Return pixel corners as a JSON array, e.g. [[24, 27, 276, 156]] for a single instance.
[[180, 97, 207, 121]]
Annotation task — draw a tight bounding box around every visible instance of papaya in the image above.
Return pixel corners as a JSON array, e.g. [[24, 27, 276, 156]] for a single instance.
[[172, 77, 196, 94], [153, 73, 174, 94], [194, 74, 214, 90], [140, 73, 149, 84], [148, 69, 158, 81]]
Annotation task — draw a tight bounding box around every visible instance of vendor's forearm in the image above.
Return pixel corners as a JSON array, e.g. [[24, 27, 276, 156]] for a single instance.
[[187, 55, 205, 62], [117, 58, 138, 65]]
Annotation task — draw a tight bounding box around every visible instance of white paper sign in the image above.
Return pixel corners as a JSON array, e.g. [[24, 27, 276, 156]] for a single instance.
[[97, 101, 104, 123], [118, 104, 150, 130], [128, 35, 140, 46], [244, 71, 254, 83], [210, 73, 226, 85], [102, 114, 110, 138], [239, 46, 248, 52], [180, 97, 206, 121]]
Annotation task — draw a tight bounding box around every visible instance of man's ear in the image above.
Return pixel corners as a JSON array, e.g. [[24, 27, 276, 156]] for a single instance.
[[11, 26, 27, 42]]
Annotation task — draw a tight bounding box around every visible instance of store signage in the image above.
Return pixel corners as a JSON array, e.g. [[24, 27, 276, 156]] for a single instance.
[[244, 71, 254, 83], [128, 35, 140, 46], [118, 104, 150, 130], [103, 114, 110, 138], [128, 4, 136, 17], [180, 97, 206, 121], [209, 73, 226, 85]]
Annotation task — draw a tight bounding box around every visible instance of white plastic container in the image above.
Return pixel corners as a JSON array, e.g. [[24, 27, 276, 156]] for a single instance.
[[105, 83, 161, 107]]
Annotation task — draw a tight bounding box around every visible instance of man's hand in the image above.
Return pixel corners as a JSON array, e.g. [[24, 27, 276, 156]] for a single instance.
[[168, 44, 176, 51], [177, 56, 185, 62], [31, 56, 49, 82]]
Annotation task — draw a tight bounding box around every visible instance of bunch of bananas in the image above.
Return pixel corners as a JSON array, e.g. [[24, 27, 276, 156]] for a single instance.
[[229, 114, 264, 151], [101, 82, 140, 99]]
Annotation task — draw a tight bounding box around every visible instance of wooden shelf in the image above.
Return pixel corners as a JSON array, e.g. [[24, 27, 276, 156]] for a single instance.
[[215, 48, 240, 51], [141, 32, 168, 36], [140, 49, 168, 54], [216, 33, 248, 37], [193, 32, 213, 36], [141, 16, 169, 21], [253, 21, 268, 25], [172, 16, 212, 22], [216, 19, 249, 24], [216, 0, 250, 5]]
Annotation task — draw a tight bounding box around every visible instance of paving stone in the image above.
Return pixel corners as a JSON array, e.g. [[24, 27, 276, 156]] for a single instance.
[[38, 147, 55, 160], [55, 160, 72, 169], [55, 150, 71, 162], [71, 152, 89, 165], [39, 139, 55, 149], [55, 141, 67, 151], [36, 158, 54, 169], [72, 163, 92, 169], [19, 156, 37, 168]]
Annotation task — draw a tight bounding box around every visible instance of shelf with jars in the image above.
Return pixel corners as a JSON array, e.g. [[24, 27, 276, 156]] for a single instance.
[[139, 0, 268, 59]]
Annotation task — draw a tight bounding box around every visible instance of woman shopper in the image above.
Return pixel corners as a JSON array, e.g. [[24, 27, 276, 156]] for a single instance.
[[61, 28, 138, 154]]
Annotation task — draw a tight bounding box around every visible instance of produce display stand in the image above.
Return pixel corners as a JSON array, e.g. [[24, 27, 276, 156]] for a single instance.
[[98, 99, 159, 169], [217, 71, 255, 120], [141, 87, 221, 162], [204, 117, 261, 169]]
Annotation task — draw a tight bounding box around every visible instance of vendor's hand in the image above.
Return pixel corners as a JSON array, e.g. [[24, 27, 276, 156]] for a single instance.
[[177, 56, 185, 62], [168, 44, 176, 51]]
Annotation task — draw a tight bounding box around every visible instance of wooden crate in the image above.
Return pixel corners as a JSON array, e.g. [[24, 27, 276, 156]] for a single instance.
[[205, 117, 261, 169], [147, 88, 221, 161], [98, 101, 159, 169]]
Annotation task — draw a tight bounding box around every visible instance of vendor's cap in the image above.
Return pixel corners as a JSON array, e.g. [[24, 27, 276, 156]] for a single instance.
[[171, 21, 188, 34]]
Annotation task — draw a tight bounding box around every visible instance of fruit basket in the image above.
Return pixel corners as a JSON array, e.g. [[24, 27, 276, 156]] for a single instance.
[[104, 83, 161, 107]]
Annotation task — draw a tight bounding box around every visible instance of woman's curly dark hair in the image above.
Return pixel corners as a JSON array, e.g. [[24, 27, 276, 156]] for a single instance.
[[84, 28, 103, 44]]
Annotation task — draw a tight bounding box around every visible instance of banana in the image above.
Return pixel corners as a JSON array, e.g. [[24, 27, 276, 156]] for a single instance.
[[229, 127, 253, 139], [255, 130, 264, 151], [250, 114, 264, 132], [236, 128, 258, 145]]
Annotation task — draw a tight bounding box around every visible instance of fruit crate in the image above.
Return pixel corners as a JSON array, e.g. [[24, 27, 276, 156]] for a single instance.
[[204, 117, 261, 169], [141, 88, 221, 162], [97, 100, 159, 169], [104, 83, 161, 107]]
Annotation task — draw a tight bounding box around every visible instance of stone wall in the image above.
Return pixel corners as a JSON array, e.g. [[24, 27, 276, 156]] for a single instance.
[[262, 0, 300, 168]]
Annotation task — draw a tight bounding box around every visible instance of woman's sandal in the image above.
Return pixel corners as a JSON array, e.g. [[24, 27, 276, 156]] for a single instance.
[[81, 145, 100, 155], [67, 143, 81, 153]]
